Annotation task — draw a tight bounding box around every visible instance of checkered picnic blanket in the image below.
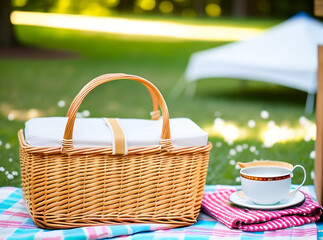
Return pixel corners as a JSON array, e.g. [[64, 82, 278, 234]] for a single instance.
[[202, 189, 322, 231], [0, 185, 322, 240]]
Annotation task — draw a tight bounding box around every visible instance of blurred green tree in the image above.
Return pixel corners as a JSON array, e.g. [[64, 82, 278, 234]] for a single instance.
[[0, 0, 17, 47], [11, 0, 315, 18]]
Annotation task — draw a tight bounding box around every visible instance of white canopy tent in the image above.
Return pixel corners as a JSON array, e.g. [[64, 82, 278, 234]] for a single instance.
[[173, 13, 323, 114]]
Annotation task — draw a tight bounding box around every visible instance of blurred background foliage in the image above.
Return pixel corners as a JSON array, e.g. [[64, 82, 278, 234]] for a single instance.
[[12, 0, 314, 18]]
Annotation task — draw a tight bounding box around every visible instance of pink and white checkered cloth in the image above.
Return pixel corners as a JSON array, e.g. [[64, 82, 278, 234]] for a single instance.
[[202, 189, 322, 232]]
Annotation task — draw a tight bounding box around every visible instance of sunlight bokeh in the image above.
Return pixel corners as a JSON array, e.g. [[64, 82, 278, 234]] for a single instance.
[[204, 116, 316, 147], [159, 1, 174, 14], [138, 0, 156, 11], [204, 118, 246, 144], [261, 120, 316, 147], [205, 3, 221, 17], [11, 11, 263, 41]]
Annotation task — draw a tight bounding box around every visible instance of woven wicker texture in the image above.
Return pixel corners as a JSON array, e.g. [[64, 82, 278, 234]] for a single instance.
[[19, 73, 212, 229]]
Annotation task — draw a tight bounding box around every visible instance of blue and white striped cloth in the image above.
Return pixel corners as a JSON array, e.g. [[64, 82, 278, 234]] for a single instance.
[[0, 185, 322, 240]]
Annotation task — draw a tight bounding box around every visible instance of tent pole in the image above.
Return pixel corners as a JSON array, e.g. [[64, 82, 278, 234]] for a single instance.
[[169, 74, 187, 99], [305, 93, 315, 115], [315, 45, 323, 205]]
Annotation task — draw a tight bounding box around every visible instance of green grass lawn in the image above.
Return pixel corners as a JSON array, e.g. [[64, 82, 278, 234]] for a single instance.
[[0, 16, 315, 187]]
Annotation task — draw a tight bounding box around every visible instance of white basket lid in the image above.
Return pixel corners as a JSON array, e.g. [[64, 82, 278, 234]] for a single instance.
[[25, 117, 208, 148]]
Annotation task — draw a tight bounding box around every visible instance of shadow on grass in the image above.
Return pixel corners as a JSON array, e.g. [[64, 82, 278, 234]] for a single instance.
[[195, 79, 308, 106], [0, 46, 80, 59]]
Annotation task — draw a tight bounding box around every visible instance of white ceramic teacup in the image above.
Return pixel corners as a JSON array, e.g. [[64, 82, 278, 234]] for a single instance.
[[240, 165, 306, 205]]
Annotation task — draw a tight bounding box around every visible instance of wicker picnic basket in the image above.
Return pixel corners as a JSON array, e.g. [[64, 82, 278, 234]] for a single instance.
[[18, 73, 212, 229]]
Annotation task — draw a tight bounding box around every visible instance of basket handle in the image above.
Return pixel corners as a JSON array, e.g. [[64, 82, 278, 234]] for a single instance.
[[62, 73, 171, 152], [66, 73, 160, 120]]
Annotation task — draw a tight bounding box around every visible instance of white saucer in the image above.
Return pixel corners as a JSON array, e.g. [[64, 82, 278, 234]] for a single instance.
[[229, 190, 305, 210]]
